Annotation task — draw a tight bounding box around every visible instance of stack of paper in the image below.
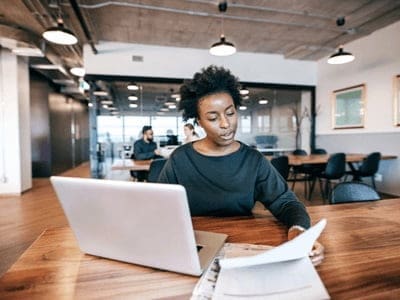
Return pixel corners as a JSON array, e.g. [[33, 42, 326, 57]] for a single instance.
[[213, 219, 330, 299]]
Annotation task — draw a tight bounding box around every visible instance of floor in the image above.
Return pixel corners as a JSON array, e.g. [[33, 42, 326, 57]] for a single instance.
[[0, 162, 382, 277]]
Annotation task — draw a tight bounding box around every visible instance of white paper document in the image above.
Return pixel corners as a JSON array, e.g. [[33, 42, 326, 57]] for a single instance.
[[191, 243, 274, 300], [213, 219, 330, 300]]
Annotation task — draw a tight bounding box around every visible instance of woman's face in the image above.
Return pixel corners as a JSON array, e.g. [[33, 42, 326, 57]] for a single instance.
[[197, 92, 237, 147]]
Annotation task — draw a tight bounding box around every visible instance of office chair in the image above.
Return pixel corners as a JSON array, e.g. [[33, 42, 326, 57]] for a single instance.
[[271, 156, 290, 180], [309, 153, 346, 200], [289, 149, 312, 198], [329, 182, 380, 204], [147, 159, 168, 182], [345, 152, 381, 189], [311, 148, 327, 155]]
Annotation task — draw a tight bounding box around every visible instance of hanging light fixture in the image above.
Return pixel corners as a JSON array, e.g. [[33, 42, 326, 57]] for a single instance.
[[70, 67, 85, 77], [42, 18, 78, 45], [210, 1, 236, 56], [327, 17, 355, 65], [327, 46, 355, 64]]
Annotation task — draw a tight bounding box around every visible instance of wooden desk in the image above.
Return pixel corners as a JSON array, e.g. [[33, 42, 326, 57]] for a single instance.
[[286, 153, 397, 166], [111, 159, 151, 171], [1, 199, 400, 299]]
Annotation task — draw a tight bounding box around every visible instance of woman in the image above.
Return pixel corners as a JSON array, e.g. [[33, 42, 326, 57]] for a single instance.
[[158, 65, 323, 265], [183, 123, 200, 143]]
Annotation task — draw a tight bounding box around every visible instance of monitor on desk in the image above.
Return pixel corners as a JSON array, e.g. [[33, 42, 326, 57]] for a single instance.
[[50, 176, 227, 276]]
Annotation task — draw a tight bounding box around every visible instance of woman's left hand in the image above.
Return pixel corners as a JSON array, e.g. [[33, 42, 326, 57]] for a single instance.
[[288, 227, 325, 266], [309, 240, 324, 266]]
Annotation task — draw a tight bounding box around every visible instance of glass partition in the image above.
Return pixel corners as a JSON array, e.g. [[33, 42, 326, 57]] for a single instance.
[[87, 76, 314, 179]]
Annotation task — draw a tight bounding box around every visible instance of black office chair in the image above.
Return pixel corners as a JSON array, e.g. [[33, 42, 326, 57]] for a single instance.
[[309, 153, 346, 200], [147, 159, 168, 182], [329, 182, 380, 204], [311, 148, 327, 155], [290, 149, 307, 188], [271, 156, 289, 180], [345, 152, 381, 189], [289, 149, 312, 198], [307, 148, 328, 192]]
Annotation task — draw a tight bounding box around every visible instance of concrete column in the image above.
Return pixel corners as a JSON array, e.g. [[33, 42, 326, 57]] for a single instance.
[[0, 47, 32, 194]]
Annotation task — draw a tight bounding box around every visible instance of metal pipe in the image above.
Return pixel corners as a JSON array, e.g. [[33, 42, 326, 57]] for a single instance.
[[68, 0, 98, 54], [75, 1, 341, 32]]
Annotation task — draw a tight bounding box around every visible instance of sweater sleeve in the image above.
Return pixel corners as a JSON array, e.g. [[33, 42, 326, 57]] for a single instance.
[[255, 157, 311, 229], [157, 157, 178, 183]]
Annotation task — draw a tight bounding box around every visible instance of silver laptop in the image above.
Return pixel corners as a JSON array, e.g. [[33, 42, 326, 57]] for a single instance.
[[50, 176, 227, 276]]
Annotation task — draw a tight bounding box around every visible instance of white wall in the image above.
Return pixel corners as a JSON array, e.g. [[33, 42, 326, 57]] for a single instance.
[[316, 21, 400, 196], [0, 49, 31, 194], [317, 21, 400, 134], [84, 42, 317, 85]]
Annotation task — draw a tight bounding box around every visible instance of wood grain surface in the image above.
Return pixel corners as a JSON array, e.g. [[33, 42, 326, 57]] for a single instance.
[[1, 198, 400, 299], [285, 153, 397, 166]]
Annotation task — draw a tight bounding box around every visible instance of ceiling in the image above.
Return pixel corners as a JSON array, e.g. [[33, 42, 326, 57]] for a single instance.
[[1, 0, 400, 114]]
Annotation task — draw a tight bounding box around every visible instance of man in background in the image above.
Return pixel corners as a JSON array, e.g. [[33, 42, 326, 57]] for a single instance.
[[132, 125, 162, 181]]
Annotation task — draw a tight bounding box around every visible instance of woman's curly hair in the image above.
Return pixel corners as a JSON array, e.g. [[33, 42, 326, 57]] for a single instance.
[[179, 65, 242, 122]]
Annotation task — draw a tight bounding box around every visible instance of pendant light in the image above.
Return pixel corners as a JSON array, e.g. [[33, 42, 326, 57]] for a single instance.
[[70, 67, 85, 77], [327, 46, 355, 64], [327, 17, 354, 65], [42, 18, 78, 45], [210, 1, 236, 56]]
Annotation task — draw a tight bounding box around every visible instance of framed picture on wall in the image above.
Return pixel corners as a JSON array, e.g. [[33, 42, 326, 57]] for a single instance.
[[332, 84, 366, 129], [394, 75, 400, 126]]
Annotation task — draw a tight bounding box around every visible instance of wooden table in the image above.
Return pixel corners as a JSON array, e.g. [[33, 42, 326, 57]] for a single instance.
[[1, 199, 400, 299], [111, 159, 151, 171], [285, 153, 397, 166]]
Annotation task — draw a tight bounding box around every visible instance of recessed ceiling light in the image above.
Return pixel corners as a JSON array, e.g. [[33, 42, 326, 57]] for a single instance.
[[93, 90, 108, 96], [102, 104, 108, 108], [168, 104, 177, 109], [239, 106, 247, 110], [127, 83, 139, 90], [128, 95, 138, 101], [165, 101, 175, 106], [240, 87, 249, 95], [129, 103, 138, 108], [88, 103, 93, 107], [259, 99, 269, 105], [101, 100, 113, 105], [160, 108, 169, 112]]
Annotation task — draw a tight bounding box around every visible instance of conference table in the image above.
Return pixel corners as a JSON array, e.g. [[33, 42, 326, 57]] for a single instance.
[[1, 198, 399, 299], [284, 153, 397, 167], [112, 153, 397, 172], [111, 159, 152, 171]]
